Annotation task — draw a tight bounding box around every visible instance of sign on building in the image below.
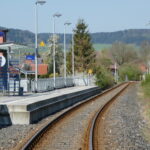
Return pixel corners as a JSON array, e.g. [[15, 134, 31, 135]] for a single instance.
[[26, 55, 35, 60]]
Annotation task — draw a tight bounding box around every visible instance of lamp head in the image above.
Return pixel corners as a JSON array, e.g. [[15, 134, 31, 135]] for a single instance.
[[53, 13, 62, 18], [36, 0, 46, 5], [64, 21, 71, 26]]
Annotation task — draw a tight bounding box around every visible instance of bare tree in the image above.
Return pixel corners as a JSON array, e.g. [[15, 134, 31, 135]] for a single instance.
[[110, 42, 137, 65], [43, 35, 63, 75], [140, 41, 150, 63], [96, 49, 112, 68]]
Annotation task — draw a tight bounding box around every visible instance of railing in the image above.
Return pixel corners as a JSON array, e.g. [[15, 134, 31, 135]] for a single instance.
[[9, 78, 20, 92], [31, 77, 74, 92], [0, 76, 95, 95], [0, 78, 21, 96]]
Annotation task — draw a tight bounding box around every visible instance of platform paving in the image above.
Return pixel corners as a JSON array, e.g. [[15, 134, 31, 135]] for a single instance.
[[0, 86, 100, 125], [0, 86, 95, 104]]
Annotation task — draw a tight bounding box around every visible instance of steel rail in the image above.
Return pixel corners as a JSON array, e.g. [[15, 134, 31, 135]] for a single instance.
[[21, 82, 127, 150], [89, 82, 131, 150]]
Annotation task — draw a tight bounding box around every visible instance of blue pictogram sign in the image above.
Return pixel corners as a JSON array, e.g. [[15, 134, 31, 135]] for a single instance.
[[0, 32, 4, 36], [26, 55, 35, 60]]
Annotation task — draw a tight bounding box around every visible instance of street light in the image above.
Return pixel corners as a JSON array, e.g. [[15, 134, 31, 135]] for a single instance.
[[53, 13, 62, 88], [35, 0, 46, 92], [36, 0, 46, 5], [64, 22, 71, 86], [72, 30, 75, 83]]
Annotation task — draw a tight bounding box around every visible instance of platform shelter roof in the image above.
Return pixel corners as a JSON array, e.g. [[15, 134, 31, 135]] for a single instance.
[[0, 42, 31, 51]]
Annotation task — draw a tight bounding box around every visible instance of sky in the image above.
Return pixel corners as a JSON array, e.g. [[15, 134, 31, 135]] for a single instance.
[[0, 0, 150, 33]]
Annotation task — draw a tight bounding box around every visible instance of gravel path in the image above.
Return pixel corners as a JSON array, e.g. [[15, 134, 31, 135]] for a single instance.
[[33, 84, 127, 150], [102, 83, 150, 150]]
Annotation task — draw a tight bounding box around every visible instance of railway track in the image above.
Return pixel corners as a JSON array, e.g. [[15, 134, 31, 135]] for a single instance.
[[20, 82, 131, 150], [88, 82, 131, 150]]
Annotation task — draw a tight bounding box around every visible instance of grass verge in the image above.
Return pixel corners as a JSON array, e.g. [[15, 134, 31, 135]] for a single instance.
[[138, 80, 150, 143]]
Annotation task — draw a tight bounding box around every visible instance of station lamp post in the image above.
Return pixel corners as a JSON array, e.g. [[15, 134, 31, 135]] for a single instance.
[[64, 22, 71, 86], [72, 30, 75, 83], [53, 13, 62, 88], [35, 0, 46, 92]]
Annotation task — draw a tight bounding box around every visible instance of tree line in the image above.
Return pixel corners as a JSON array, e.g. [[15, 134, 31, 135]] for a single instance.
[[40, 19, 150, 89], [2, 26, 150, 45], [12, 20, 150, 88]]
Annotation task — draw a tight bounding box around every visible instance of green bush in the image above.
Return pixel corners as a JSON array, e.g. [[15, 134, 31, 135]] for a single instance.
[[49, 73, 59, 78], [141, 74, 150, 97], [95, 66, 114, 89], [119, 64, 141, 81], [143, 74, 150, 84], [39, 74, 49, 78]]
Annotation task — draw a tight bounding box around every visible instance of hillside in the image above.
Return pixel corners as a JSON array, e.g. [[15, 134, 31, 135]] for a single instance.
[[1, 27, 150, 46]]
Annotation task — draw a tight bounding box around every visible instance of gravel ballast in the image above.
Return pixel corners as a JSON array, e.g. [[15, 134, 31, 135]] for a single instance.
[[0, 83, 141, 150], [32, 84, 127, 150], [102, 83, 150, 150], [0, 84, 127, 150]]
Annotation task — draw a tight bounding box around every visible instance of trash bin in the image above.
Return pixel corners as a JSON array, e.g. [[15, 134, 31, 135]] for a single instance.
[[19, 87, 24, 96]]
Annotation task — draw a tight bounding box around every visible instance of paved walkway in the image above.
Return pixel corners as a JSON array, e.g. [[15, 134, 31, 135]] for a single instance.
[[0, 86, 96, 105]]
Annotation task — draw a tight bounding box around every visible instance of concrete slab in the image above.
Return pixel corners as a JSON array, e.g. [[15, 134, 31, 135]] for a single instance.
[[0, 86, 101, 125]]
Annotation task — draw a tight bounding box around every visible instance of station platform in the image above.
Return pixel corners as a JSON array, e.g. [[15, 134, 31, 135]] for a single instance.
[[0, 86, 101, 126]]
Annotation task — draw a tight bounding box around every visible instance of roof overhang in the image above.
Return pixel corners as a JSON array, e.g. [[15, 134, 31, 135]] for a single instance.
[[0, 42, 29, 51], [0, 29, 9, 33], [20, 70, 35, 75]]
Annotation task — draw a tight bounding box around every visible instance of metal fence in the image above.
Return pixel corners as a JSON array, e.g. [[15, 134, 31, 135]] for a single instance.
[[31, 77, 74, 92], [19, 75, 96, 93], [74, 75, 95, 86], [2, 76, 95, 95]]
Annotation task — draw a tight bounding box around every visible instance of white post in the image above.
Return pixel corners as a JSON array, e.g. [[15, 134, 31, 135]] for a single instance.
[[34, 0, 46, 92], [35, 2, 38, 92], [64, 22, 71, 87], [72, 31, 75, 84], [64, 26, 66, 86], [52, 13, 62, 88], [7, 47, 10, 95], [114, 62, 117, 82], [53, 16, 56, 88], [19, 49, 21, 89]]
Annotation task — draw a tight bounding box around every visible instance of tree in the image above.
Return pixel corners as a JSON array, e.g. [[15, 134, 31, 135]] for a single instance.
[[95, 66, 114, 89], [110, 42, 137, 66], [66, 51, 72, 75], [96, 49, 112, 68], [140, 41, 150, 63], [119, 63, 141, 81], [44, 35, 63, 75], [73, 19, 95, 73]]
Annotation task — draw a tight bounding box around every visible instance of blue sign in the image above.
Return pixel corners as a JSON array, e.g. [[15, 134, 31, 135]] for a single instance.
[[26, 55, 35, 60], [0, 32, 4, 36]]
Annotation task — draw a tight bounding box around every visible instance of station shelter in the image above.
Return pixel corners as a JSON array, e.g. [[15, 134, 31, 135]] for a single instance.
[[0, 29, 28, 95]]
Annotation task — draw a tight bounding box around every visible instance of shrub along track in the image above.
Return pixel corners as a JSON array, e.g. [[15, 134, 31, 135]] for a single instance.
[[20, 82, 130, 150]]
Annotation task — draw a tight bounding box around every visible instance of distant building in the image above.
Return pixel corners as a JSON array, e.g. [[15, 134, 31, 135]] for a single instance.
[[21, 58, 48, 76], [108, 64, 118, 75], [30, 64, 48, 75], [139, 64, 147, 74]]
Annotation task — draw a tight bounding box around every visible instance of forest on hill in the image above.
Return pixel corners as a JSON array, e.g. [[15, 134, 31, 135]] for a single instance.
[[1, 26, 150, 46]]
